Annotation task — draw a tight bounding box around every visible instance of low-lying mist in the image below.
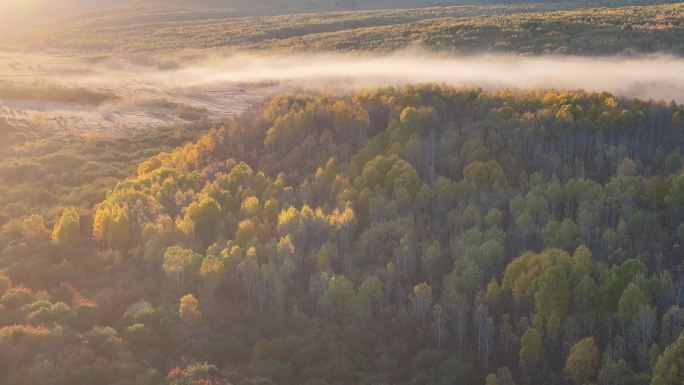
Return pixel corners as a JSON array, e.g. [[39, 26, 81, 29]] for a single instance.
[[159, 52, 684, 102], [6, 51, 684, 102], [2, 50, 684, 133]]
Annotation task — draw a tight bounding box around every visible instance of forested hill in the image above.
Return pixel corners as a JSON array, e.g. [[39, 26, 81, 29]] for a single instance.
[[3, 0, 678, 32], [3, 86, 684, 384], [29, 2, 684, 55], [138, 0, 680, 13]]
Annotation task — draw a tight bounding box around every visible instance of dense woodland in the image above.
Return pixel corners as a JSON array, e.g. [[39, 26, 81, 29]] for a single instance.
[[12, 2, 682, 54], [0, 124, 199, 226], [3, 85, 684, 384]]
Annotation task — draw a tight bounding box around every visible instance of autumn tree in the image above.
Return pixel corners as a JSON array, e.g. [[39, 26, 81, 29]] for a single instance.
[[565, 337, 599, 385], [22, 214, 50, 243], [179, 294, 202, 326], [199, 256, 224, 301], [185, 197, 221, 245], [163, 246, 195, 296], [52, 207, 80, 246], [93, 202, 131, 249]]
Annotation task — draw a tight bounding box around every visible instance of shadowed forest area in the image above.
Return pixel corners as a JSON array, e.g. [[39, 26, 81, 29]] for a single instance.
[[3, 1, 684, 385]]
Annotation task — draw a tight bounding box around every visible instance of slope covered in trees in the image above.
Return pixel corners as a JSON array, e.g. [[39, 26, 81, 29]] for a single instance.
[[4, 85, 684, 385], [0, 125, 198, 226], [18, 2, 684, 54]]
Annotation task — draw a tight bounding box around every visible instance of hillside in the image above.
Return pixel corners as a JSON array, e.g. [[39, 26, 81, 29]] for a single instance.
[[1, 0, 677, 31], [3, 85, 684, 384], [3, 0, 684, 384], [20, 2, 684, 55]]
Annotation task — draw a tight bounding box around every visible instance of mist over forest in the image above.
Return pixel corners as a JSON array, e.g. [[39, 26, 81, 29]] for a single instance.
[[2, 2, 684, 385]]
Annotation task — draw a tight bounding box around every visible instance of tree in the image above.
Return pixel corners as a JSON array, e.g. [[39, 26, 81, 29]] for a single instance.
[[185, 197, 221, 245], [179, 294, 202, 326], [599, 259, 647, 315], [199, 256, 224, 301], [321, 276, 355, 320], [356, 276, 383, 319], [241, 196, 262, 218], [19, 215, 49, 243], [618, 157, 637, 177], [52, 207, 80, 246], [162, 246, 195, 296], [238, 255, 261, 310], [486, 367, 515, 385], [463, 160, 508, 190], [168, 362, 222, 385], [433, 303, 447, 350], [236, 219, 257, 245], [410, 282, 433, 326], [618, 283, 648, 322], [661, 306, 684, 348], [598, 357, 636, 385], [668, 173, 684, 206], [565, 337, 599, 385], [652, 331, 684, 385], [93, 202, 131, 249], [534, 265, 570, 331], [542, 219, 579, 250], [519, 327, 543, 379], [421, 240, 443, 285], [571, 245, 592, 284]]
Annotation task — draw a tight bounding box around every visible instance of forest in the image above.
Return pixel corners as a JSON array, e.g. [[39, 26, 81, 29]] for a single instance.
[[11, 2, 683, 54], [3, 0, 684, 384], [3, 85, 684, 385]]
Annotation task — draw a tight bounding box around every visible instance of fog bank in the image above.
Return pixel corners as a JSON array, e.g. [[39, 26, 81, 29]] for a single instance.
[[155, 52, 684, 102], [4, 51, 684, 102], [2, 51, 684, 134]]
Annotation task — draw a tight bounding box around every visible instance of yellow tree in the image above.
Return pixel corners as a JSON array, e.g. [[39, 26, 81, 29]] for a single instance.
[[52, 207, 80, 246], [93, 202, 131, 249], [163, 246, 195, 296], [179, 294, 202, 326], [199, 256, 224, 301]]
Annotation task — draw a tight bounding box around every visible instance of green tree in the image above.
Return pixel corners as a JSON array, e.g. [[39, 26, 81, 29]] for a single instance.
[[618, 283, 648, 322], [519, 327, 543, 378], [652, 331, 684, 385], [534, 265, 570, 331], [321, 276, 355, 320], [570, 245, 592, 283], [542, 219, 579, 250], [410, 282, 433, 326], [356, 276, 383, 319]]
